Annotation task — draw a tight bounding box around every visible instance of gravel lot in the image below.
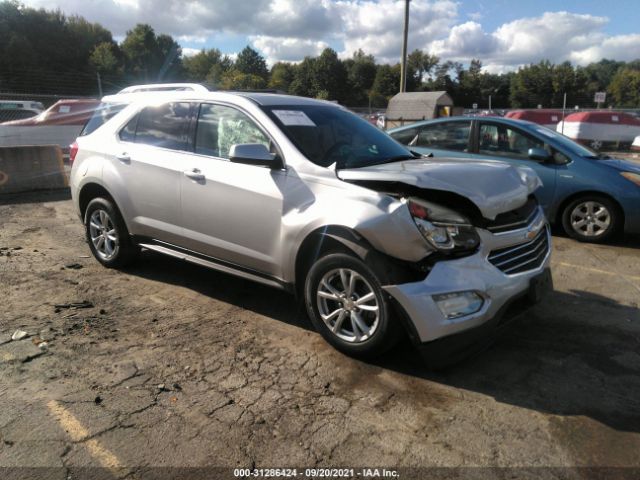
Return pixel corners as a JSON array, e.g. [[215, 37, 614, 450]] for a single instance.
[[1, 191, 639, 479]]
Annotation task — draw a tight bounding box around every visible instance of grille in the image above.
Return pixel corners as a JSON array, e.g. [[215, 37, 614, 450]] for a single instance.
[[486, 197, 539, 233], [488, 226, 550, 275]]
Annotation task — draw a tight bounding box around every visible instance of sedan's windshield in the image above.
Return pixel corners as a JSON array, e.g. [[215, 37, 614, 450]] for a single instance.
[[261, 105, 415, 169]]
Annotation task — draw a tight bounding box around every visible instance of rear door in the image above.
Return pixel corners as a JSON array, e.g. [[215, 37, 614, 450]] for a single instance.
[[108, 102, 195, 244], [179, 102, 287, 276]]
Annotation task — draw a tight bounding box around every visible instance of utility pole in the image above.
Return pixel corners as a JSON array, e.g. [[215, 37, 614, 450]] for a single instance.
[[399, 0, 410, 93], [561, 92, 567, 135], [488, 95, 492, 111], [96, 72, 103, 97]]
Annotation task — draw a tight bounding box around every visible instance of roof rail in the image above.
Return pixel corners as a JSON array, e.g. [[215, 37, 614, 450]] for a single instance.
[[117, 83, 209, 94]]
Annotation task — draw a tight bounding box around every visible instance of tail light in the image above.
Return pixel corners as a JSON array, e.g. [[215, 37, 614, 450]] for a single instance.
[[69, 141, 79, 165]]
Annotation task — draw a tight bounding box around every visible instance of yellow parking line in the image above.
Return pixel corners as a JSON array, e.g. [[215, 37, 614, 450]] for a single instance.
[[47, 400, 122, 471], [558, 262, 640, 282]]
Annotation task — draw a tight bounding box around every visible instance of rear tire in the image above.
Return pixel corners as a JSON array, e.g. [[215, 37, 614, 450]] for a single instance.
[[304, 253, 400, 358], [561, 195, 620, 243], [85, 197, 138, 268]]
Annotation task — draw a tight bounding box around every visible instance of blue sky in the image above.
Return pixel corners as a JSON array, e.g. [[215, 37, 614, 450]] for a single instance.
[[22, 0, 640, 71], [459, 0, 639, 35]]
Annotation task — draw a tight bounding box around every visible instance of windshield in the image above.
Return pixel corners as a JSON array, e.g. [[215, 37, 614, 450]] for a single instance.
[[530, 125, 606, 158], [80, 102, 127, 136], [261, 105, 414, 169]]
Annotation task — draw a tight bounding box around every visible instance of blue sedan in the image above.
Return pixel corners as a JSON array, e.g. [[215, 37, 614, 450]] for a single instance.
[[388, 116, 640, 243]]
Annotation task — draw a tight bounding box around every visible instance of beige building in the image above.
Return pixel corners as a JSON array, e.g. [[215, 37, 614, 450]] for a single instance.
[[384, 91, 461, 129]]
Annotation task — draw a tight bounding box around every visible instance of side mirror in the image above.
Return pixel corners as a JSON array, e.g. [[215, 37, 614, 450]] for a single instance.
[[229, 144, 282, 168], [528, 147, 551, 162]]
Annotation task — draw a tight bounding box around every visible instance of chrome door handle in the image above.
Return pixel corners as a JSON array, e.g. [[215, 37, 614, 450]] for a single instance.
[[184, 169, 205, 181], [116, 153, 130, 162]]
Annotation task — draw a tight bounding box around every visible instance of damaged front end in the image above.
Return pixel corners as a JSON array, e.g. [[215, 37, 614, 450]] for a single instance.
[[336, 158, 552, 366]]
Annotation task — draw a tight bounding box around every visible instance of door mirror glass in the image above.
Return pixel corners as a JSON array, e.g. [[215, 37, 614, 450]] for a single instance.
[[528, 147, 551, 162], [229, 143, 280, 168]]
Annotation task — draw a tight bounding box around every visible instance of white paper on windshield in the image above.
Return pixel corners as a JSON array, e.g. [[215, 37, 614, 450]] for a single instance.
[[273, 110, 316, 127], [59, 105, 71, 113]]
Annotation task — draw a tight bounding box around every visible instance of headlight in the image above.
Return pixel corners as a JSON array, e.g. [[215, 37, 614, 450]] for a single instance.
[[407, 198, 480, 252], [621, 172, 640, 187]]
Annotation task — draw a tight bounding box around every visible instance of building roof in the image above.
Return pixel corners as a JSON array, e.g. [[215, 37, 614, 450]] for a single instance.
[[386, 91, 453, 120]]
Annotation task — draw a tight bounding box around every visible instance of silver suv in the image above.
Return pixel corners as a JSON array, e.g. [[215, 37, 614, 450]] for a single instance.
[[70, 91, 552, 363]]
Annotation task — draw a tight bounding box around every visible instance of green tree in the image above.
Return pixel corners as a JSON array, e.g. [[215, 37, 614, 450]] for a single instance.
[[609, 67, 640, 107], [313, 48, 348, 102], [183, 48, 232, 87], [344, 49, 377, 105], [370, 64, 399, 107], [289, 57, 317, 97], [510, 60, 554, 107], [235, 45, 268, 80], [120, 24, 182, 82], [219, 70, 267, 90], [407, 49, 439, 87], [90, 41, 121, 75], [269, 62, 295, 91]]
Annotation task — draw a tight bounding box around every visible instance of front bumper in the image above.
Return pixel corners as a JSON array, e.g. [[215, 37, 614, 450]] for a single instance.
[[383, 220, 552, 349]]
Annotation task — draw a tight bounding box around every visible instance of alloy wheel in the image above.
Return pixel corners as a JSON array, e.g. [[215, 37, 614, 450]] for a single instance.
[[89, 209, 119, 260], [570, 201, 611, 238], [316, 268, 380, 343]]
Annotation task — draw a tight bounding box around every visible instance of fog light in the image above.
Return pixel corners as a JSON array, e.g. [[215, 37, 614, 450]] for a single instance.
[[433, 291, 484, 319]]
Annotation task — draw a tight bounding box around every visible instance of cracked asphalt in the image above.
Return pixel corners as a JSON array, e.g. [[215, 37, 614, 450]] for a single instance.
[[1, 191, 639, 479]]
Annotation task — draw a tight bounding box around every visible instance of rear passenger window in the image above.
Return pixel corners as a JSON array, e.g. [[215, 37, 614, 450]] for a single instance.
[[119, 114, 138, 142], [195, 104, 270, 159], [417, 121, 471, 151], [134, 103, 192, 151]]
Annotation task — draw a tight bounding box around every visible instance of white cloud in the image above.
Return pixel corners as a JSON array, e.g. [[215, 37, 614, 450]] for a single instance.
[[335, 0, 458, 63], [19, 1, 640, 68], [251, 36, 330, 63], [181, 47, 201, 57], [429, 11, 640, 71]]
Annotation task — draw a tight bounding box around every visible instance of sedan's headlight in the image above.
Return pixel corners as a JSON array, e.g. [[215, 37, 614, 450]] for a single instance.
[[407, 198, 480, 252], [621, 172, 640, 187]]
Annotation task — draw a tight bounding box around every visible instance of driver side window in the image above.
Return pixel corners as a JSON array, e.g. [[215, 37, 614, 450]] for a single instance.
[[195, 104, 270, 159], [479, 123, 545, 159]]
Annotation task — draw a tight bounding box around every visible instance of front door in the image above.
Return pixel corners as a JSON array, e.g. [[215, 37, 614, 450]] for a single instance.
[[475, 121, 558, 210], [179, 103, 287, 277]]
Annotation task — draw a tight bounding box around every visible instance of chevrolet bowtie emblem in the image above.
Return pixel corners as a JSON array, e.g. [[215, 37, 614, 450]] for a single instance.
[[526, 216, 545, 240]]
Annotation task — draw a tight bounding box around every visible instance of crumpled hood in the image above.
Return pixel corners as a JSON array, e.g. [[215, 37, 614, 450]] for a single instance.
[[337, 159, 542, 220]]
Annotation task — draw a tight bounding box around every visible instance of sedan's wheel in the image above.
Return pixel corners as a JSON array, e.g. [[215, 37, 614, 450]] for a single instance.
[[305, 253, 399, 358], [590, 139, 603, 150], [561, 196, 620, 243], [85, 197, 138, 268]]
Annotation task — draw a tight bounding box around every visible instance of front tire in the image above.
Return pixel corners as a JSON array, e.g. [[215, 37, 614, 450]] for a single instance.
[[304, 253, 399, 358], [85, 197, 138, 268], [561, 195, 620, 243]]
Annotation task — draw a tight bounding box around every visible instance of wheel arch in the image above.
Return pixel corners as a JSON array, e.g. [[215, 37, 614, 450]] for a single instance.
[[293, 224, 424, 295], [555, 190, 625, 226], [294, 225, 425, 347], [78, 182, 125, 224]]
